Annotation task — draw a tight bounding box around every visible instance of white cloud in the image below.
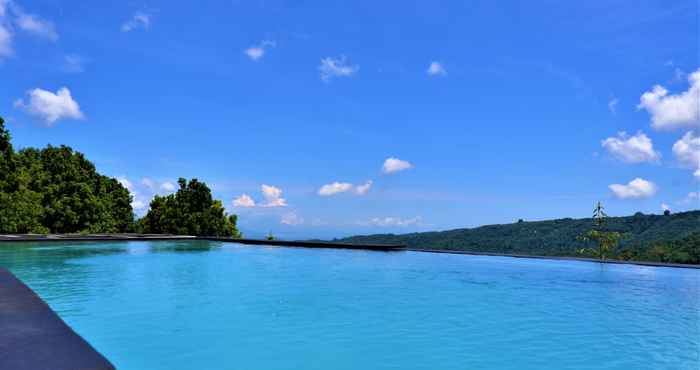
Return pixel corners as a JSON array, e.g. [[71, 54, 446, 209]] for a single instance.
[[608, 98, 618, 114], [427, 61, 446, 76], [232, 184, 288, 208], [131, 199, 147, 211], [160, 181, 176, 193], [15, 12, 57, 40], [672, 131, 700, 176], [115, 176, 179, 214], [601, 131, 660, 163], [318, 182, 353, 196], [382, 157, 413, 174], [121, 12, 150, 32], [0, 2, 58, 58], [354, 180, 372, 195], [281, 211, 303, 225], [609, 178, 657, 199], [661, 203, 670, 212], [0, 24, 12, 58], [244, 47, 264, 61], [14, 87, 84, 124], [319, 56, 358, 82], [638, 68, 700, 130], [117, 176, 133, 191], [233, 194, 256, 207], [317, 180, 373, 196], [244, 40, 275, 61], [116, 176, 148, 212], [261, 184, 287, 207], [364, 216, 422, 227], [140, 177, 155, 190]]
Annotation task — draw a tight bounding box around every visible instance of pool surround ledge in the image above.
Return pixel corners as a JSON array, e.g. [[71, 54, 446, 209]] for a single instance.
[[0, 268, 116, 370]]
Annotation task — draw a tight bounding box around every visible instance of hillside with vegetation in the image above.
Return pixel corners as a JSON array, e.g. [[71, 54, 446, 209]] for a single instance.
[[0, 116, 240, 237], [333, 210, 700, 264]]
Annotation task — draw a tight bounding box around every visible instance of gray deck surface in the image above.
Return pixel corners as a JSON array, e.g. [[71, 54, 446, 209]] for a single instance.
[[0, 268, 116, 370]]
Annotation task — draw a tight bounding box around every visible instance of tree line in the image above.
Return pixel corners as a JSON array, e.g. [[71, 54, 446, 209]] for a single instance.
[[335, 207, 700, 265], [0, 116, 240, 237]]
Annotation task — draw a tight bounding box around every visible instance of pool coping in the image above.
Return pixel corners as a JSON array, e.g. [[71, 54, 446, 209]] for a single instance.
[[0, 234, 698, 269], [0, 268, 116, 370]]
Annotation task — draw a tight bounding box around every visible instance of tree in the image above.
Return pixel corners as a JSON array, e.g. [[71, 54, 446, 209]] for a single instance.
[[663, 210, 671, 216], [141, 178, 241, 237], [577, 202, 622, 261], [0, 116, 134, 233]]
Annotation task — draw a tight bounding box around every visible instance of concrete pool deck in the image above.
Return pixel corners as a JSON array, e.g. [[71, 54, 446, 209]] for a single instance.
[[0, 268, 115, 370]]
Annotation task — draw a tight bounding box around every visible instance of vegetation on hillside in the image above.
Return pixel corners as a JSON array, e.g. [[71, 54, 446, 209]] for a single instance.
[[138, 178, 241, 237], [334, 210, 700, 264]]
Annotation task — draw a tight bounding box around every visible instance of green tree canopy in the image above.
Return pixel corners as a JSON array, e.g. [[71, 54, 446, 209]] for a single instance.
[[0, 116, 134, 233], [140, 178, 241, 237]]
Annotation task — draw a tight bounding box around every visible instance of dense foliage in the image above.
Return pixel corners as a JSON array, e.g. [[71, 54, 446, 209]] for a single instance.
[[0, 117, 134, 233], [335, 210, 700, 264], [139, 178, 241, 237]]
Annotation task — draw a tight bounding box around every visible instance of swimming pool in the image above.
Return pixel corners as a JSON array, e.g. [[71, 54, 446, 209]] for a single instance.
[[1, 240, 698, 370]]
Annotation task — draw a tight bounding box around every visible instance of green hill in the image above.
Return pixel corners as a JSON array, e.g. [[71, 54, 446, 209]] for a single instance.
[[333, 210, 700, 264]]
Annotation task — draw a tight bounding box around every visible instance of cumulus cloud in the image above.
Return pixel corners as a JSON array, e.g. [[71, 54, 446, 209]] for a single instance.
[[15, 12, 57, 40], [354, 180, 372, 195], [672, 132, 700, 177], [427, 61, 446, 76], [244, 40, 275, 61], [117, 176, 146, 212], [233, 194, 256, 207], [317, 180, 373, 196], [261, 184, 287, 207], [232, 184, 288, 208], [609, 178, 657, 199], [363, 216, 423, 227], [319, 56, 358, 82], [115, 176, 179, 214], [14, 87, 84, 124], [382, 157, 413, 174], [117, 176, 133, 191], [281, 211, 303, 225], [121, 12, 150, 32], [131, 199, 147, 211], [160, 181, 176, 193], [638, 68, 700, 130], [601, 132, 660, 163], [318, 182, 353, 196]]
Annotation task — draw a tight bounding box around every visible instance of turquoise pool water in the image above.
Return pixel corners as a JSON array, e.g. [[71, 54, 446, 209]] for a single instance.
[[0, 240, 698, 370]]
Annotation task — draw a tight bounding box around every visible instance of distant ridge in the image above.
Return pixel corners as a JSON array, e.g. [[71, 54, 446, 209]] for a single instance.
[[332, 210, 700, 263]]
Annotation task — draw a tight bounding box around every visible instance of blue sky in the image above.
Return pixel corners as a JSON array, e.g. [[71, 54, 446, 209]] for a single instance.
[[2, 0, 698, 239]]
